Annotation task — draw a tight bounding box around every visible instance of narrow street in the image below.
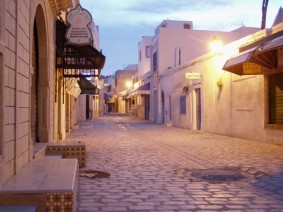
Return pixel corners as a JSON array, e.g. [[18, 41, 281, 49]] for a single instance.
[[66, 114, 283, 212]]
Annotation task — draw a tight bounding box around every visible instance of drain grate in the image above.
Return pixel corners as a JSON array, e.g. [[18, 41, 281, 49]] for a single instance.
[[191, 167, 245, 182], [79, 170, 110, 179], [174, 167, 267, 183]]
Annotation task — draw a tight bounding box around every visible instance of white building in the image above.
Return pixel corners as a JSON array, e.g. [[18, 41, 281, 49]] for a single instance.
[[158, 21, 283, 144], [150, 20, 260, 123], [128, 36, 153, 119]]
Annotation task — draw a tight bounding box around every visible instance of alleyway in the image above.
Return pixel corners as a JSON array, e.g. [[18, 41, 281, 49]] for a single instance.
[[66, 114, 283, 212]]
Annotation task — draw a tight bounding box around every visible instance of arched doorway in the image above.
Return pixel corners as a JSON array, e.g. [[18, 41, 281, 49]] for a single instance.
[[31, 5, 49, 143]]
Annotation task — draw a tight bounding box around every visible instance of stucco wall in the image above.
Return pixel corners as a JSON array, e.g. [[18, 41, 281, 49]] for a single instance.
[[230, 75, 265, 140], [138, 36, 153, 76], [158, 27, 260, 74]]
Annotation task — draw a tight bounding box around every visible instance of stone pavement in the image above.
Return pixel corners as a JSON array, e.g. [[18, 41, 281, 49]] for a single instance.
[[66, 114, 283, 211]]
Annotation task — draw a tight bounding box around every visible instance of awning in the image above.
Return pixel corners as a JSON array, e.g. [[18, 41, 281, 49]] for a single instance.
[[137, 82, 150, 91], [223, 33, 283, 75], [223, 47, 263, 75], [129, 82, 150, 97], [254, 35, 283, 69], [77, 77, 98, 94], [257, 35, 283, 52], [56, 20, 106, 77], [64, 78, 81, 98]]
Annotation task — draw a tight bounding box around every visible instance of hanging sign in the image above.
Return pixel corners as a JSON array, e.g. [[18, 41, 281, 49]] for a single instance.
[[66, 4, 93, 45], [185, 72, 201, 80]]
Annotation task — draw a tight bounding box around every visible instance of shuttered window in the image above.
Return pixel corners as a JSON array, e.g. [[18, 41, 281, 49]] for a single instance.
[[153, 51, 157, 72], [269, 73, 283, 125], [180, 95, 186, 115]]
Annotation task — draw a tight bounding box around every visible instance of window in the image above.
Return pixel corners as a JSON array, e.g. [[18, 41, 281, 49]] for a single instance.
[[160, 23, 166, 28], [269, 73, 283, 125], [179, 48, 181, 65], [180, 95, 186, 115], [184, 24, 191, 29], [139, 50, 142, 61], [153, 51, 157, 72], [146, 46, 151, 58]]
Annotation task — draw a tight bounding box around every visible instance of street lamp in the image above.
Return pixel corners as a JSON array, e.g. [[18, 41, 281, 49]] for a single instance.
[[126, 81, 133, 89], [210, 36, 223, 54], [210, 36, 224, 90]]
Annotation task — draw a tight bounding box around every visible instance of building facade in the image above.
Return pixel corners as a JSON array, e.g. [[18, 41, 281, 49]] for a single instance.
[[0, 0, 106, 189], [150, 20, 260, 124], [75, 20, 103, 121], [127, 36, 153, 119], [114, 67, 138, 114], [0, 0, 79, 186], [159, 22, 283, 144]]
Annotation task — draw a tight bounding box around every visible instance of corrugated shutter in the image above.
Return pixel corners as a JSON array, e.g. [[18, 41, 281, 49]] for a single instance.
[[269, 73, 283, 124]]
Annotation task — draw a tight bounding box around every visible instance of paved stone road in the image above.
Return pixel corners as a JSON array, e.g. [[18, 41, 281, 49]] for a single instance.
[[66, 114, 283, 211]]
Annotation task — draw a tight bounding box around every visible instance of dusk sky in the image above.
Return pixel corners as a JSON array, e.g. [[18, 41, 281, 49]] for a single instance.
[[80, 0, 283, 76]]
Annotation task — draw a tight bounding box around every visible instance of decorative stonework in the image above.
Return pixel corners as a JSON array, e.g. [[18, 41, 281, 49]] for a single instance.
[[46, 143, 86, 167], [46, 192, 74, 211]]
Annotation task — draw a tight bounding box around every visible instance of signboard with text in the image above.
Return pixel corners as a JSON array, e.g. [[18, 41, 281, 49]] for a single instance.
[[66, 4, 93, 45], [185, 72, 201, 80]]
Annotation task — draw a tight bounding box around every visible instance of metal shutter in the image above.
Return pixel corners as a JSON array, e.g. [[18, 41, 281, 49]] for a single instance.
[[269, 73, 283, 125]]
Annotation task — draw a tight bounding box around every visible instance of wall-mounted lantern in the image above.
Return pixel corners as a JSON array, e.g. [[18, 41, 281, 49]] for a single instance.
[[182, 86, 189, 94], [210, 36, 223, 54], [216, 78, 223, 90]]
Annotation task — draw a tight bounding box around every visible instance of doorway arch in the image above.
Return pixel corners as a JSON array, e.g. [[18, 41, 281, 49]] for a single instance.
[[31, 5, 49, 143]]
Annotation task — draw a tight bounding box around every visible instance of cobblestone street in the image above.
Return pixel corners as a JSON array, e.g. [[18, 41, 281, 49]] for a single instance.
[[66, 114, 283, 211]]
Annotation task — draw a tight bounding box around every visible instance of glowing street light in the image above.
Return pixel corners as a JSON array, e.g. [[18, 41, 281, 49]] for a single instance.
[[126, 81, 133, 89], [210, 36, 223, 54]]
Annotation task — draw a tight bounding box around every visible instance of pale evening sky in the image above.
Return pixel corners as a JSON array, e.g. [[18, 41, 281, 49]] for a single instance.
[[80, 0, 283, 76]]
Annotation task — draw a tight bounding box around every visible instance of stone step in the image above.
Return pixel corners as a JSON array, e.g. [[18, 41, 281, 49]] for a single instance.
[[0, 158, 78, 211], [0, 205, 37, 212]]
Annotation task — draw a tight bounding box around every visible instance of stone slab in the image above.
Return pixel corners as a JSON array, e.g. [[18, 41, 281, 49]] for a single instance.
[[0, 158, 78, 194], [0, 205, 37, 212]]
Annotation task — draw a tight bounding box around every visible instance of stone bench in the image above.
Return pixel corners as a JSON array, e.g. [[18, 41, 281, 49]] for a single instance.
[[0, 157, 78, 212]]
